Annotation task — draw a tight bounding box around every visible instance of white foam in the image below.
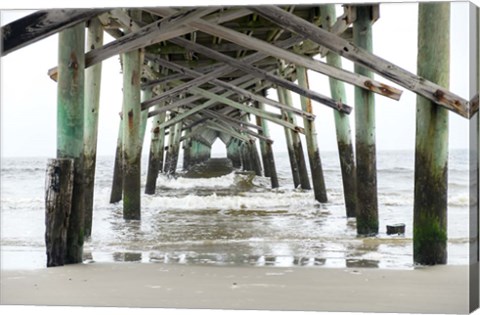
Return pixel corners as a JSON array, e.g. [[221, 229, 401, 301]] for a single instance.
[[143, 191, 319, 211], [156, 173, 236, 189]]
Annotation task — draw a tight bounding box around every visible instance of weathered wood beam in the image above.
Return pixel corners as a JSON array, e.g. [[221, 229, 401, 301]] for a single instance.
[[252, 5, 471, 118], [1, 9, 104, 56], [205, 109, 262, 131], [189, 84, 305, 133], [202, 111, 272, 144], [152, 56, 320, 119], [147, 68, 278, 118], [47, 8, 252, 77], [89, 8, 217, 67], [141, 35, 304, 110], [167, 36, 351, 113], [151, 7, 402, 102]]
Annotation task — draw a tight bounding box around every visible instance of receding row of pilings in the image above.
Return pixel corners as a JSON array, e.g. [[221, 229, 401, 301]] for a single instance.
[[45, 3, 456, 266]]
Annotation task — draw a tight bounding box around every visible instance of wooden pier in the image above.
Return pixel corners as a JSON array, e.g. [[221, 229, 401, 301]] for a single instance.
[[1, 3, 477, 266]]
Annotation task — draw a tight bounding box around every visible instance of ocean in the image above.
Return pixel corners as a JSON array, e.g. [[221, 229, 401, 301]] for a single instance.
[[0, 149, 472, 270]]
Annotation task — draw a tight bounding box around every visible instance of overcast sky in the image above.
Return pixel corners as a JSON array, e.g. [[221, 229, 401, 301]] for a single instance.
[[0, 2, 473, 157]]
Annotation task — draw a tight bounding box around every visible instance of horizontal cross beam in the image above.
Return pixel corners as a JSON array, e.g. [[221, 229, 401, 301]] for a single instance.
[[1, 9, 105, 56], [252, 5, 471, 118]]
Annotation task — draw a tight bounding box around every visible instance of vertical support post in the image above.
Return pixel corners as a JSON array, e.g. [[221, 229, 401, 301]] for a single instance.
[[122, 46, 143, 220], [164, 113, 176, 173], [296, 66, 328, 202], [56, 23, 86, 264], [353, 6, 378, 235], [413, 2, 450, 265], [167, 121, 183, 174], [45, 158, 74, 267], [277, 87, 301, 188], [110, 116, 123, 203], [84, 18, 103, 237], [183, 129, 192, 170], [320, 4, 357, 217], [144, 85, 165, 194], [227, 138, 242, 168], [254, 99, 279, 188], [139, 81, 150, 154], [278, 86, 311, 190], [249, 140, 263, 176]]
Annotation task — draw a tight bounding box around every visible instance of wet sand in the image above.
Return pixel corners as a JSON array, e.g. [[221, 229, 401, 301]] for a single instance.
[[0, 263, 471, 314]]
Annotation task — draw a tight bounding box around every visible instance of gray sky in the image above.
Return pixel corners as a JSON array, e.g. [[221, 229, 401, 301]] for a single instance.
[[0, 2, 473, 157]]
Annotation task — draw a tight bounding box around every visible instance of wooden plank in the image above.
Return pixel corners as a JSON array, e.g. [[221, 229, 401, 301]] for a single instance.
[[151, 7, 402, 102], [1, 9, 104, 56], [252, 5, 470, 118]]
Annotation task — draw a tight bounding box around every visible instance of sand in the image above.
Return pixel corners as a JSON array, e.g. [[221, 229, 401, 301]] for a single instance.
[[0, 263, 473, 314]]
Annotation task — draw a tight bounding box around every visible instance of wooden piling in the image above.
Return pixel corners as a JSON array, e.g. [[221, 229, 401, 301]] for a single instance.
[[110, 117, 123, 203], [320, 4, 356, 216], [249, 141, 263, 176], [164, 113, 176, 173], [84, 18, 103, 237], [145, 86, 167, 194], [254, 99, 279, 188], [278, 86, 310, 190], [56, 23, 86, 264], [122, 46, 143, 220], [413, 2, 450, 265], [165, 120, 182, 174], [45, 158, 74, 267], [227, 138, 242, 168], [182, 129, 192, 170], [353, 6, 378, 236], [296, 66, 328, 202], [277, 87, 301, 188]]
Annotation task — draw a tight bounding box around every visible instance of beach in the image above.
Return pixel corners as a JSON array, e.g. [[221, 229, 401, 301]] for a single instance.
[[0, 262, 471, 314]]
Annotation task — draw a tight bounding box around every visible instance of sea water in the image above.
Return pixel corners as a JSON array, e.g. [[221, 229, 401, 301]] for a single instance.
[[0, 150, 472, 270]]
